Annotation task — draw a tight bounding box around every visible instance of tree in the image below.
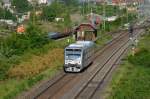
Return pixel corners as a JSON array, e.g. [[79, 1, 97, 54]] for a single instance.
[[0, 8, 16, 21], [61, 0, 79, 6], [50, 1, 66, 16], [26, 23, 48, 48], [64, 11, 71, 28], [41, 1, 67, 21], [11, 0, 31, 13], [41, 5, 57, 21]]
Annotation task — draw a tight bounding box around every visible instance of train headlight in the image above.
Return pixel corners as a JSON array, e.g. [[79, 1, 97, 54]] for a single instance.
[[65, 61, 67, 64], [65, 60, 68, 64], [78, 61, 81, 64]]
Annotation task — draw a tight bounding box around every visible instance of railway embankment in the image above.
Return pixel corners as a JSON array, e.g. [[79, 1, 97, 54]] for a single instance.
[[104, 30, 150, 99]]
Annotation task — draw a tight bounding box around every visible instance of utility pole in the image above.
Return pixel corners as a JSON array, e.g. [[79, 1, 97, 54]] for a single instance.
[[87, 0, 89, 13], [118, 0, 123, 27], [125, 0, 128, 23], [137, 0, 141, 21], [82, 0, 84, 15], [103, 1, 106, 31]]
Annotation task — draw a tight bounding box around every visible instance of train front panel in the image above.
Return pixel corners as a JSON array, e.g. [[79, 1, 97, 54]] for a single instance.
[[64, 48, 83, 72]]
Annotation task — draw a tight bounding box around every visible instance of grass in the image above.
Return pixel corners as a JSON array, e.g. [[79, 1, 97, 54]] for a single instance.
[[0, 65, 61, 99], [108, 61, 150, 99], [105, 32, 150, 99], [7, 48, 64, 78], [0, 45, 66, 99], [0, 36, 74, 99]]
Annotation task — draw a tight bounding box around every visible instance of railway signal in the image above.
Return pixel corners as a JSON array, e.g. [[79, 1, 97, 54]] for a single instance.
[[130, 37, 139, 56], [129, 24, 134, 39], [67, 38, 70, 43], [131, 46, 136, 56]]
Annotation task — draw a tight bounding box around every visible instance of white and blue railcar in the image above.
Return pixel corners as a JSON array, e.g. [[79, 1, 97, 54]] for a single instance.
[[64, 41, 95, 72]]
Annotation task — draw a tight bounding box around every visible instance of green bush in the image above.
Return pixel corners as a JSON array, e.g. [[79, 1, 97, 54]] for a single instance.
[[0, 8, 17, 21], [0, 23, 49, 57], [41, 1, 67, 22], [128, 48, 150, 67], [0, 23, 50, 80]]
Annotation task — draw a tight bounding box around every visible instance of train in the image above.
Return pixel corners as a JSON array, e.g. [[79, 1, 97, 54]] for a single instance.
[[64, 41, 95, 72], [47, 31, 72, 40]]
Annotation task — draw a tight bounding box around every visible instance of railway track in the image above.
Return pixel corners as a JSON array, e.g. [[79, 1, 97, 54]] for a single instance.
[[19, 28, 127, 98], [58, 34, 131, 99], [74, 40, 129, 99], [36, 33, 128, 99], [25, 33, 129, 99], [92, 30, 145, 99], [19, 24, 145, 99], [18, 30, 125, 99]]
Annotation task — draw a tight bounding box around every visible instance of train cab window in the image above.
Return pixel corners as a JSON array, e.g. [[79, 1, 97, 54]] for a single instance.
[[66, 49, 81, 51], [66, 54, 81, 60]]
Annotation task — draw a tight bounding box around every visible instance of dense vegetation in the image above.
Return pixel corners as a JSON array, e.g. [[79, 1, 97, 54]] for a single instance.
[[11, 0, 31, 13], [100, 13, 136, 32], [0, 8, 16, 21], [0, 22, 74, 98], [61, 0, 79, 7], [0, 23, 48, 79], [128, 48, 150, 67], [40, 1, 72, 31], [41, 2, 67, 21], [107, 31, 150, 99], [80, 4, 126, 17]]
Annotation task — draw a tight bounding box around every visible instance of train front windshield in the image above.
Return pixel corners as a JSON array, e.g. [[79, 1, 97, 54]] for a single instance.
[[66, 54, 81, 60], [65, 49, 81, 60]]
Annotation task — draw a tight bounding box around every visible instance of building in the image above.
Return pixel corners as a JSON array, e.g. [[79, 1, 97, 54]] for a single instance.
[[38, 0, 48, 4], [112, 0, 142, 5], [1, 0, 11, 8], [74, 23, 97, 41], [28, 0, 53, 5]]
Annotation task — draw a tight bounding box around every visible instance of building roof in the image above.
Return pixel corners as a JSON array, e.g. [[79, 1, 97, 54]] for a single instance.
[[2, 0, 10, 4], [75, 23, 97, 31]]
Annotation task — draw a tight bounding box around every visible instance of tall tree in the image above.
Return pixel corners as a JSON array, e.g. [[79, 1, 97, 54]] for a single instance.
[[0, 8, 16, 21], [11, 0, 31, 13], [41, 5, 57, 21], [61, 0, 79, 6], [41, 1, 67, 21]]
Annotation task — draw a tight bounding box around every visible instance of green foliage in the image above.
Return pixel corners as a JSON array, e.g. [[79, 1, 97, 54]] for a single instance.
[[81, 4, 123, 16], [41, 1, 67, 21], [26, 23, 48, 48], [128, 49, 150, 67], [0, 8, 16, 21], [11, 0, 31, 13], [41, 5, 56, 21], [0, 21, 76, 80], [99, 13, 136, 32], [107, 32, 150, 99], [0, 28, 47, 58], [61, 0, 79, 7], [63, 12, 72, 28], [109, 57, 150, 99], [29, 11, 39, 24], [0, 23, 49, 80]]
